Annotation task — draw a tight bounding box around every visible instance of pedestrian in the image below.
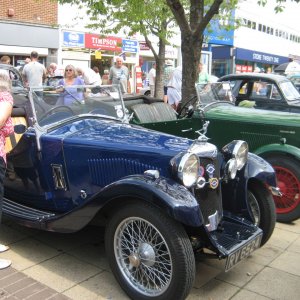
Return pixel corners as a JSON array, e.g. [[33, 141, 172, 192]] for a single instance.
[[76, 67, 102, 85], [163, 60, 174, 103], [198, 63, 210, 84], [48, 63, 63, 77], [167, 66, 182, 110], [92, 66, 101, 83], [109, 57, 130, 94], [22, 51, 46, 88], [101, 69, 110, 85], [0, 70, 14, 270], [0, 56, 11, 65], [57, 65, 85, 105], [148, 63, 156, 97]]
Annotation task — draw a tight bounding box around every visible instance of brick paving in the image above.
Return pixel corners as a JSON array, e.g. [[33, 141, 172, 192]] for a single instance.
[[0, 267, 70, 300]]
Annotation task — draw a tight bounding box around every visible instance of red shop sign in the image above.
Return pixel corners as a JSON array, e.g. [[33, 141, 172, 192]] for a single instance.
[[85, 34, 122, 51], [236, 65, 242, 72], [241, 65, 248, 72], [247, 66, 253, 72]]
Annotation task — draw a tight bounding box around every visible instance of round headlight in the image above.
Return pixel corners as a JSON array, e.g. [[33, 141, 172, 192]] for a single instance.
[[233, 141, 248, 170], [178, 153, 199, 187]]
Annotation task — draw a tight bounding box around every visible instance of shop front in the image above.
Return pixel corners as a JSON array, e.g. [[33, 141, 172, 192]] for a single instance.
[[61, 31, 139, 91], [0, 22, 59, 67], [234, 48, 289, 73]]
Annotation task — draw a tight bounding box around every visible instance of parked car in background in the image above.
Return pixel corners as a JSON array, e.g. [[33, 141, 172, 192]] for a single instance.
[[1, 64, 277, 300], [125, 82, 300, 223], [218, 73, 300, 113], [288, 73, 300, 92]]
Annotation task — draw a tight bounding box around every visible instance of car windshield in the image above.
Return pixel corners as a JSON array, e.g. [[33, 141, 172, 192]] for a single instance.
[[196, 82, 235, 105], [279, 80, 300, 101], [29, 84, 128, 128]]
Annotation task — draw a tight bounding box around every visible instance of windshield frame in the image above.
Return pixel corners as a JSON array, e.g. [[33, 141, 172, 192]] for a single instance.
[[29, 84, 129, 131]]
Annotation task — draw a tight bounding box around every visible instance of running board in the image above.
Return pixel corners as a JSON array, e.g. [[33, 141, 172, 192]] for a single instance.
[[3, 198, 56, 222]]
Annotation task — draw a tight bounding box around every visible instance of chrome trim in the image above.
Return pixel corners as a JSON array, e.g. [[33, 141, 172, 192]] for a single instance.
[[270, 186, 282, 197], [206, 210, 219, 232], [144, 170, 160, 179], [52, 164, 67, 190]]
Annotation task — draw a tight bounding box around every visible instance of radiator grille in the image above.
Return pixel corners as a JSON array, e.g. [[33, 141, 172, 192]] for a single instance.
[[194, 157, 222, 225]]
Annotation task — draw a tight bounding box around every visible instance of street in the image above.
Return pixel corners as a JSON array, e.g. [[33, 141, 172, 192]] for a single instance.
[[0, 218, 299, 300]]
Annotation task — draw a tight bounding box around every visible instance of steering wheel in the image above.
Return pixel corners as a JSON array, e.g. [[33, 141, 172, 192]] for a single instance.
[[39, 105, 75, 123], [177, 95, 198, 118]]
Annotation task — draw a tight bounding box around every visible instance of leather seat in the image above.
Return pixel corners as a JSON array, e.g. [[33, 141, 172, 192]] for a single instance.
[[131, 103, 177, 123]]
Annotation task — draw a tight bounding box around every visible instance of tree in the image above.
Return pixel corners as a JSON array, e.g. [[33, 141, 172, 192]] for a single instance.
[[57, 0, 300, 105], [57, 0, 176, 99]]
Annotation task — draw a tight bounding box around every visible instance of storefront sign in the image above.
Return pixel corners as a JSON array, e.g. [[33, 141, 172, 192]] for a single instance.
[[63, 31, 84, 48], [85, 34, 122, 51], [122, 39, 138, 53], [236, 48, 288, 65]]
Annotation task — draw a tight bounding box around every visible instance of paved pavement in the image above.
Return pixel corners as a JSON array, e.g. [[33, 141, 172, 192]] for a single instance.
[[0, 217, 299, 300]]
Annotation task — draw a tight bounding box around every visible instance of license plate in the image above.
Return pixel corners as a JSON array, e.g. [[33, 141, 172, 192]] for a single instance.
[[225, 233, 262, 272]]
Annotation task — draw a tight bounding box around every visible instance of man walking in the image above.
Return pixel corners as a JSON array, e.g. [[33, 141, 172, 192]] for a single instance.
[[109, 57, 130, 94], [22, 51, 46, 88], [148, 63, 156, 97]]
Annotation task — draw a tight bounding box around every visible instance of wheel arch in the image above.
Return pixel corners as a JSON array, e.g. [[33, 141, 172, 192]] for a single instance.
[[254, 143, 300, 162], [91, 175, 203, 228]]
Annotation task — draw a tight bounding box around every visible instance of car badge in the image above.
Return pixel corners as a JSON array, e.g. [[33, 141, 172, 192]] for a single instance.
[[206, 164, 215, 177], [209, 178, 219, 189], [198, 166, 205, 177], [197, 176, 206, 189]]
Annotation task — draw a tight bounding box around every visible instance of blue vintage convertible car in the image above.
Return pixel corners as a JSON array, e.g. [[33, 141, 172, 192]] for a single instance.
[[2, 64, 277, 300]]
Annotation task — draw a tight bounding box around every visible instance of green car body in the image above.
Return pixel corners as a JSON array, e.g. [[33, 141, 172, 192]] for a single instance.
[[125, 90, 300, 223]]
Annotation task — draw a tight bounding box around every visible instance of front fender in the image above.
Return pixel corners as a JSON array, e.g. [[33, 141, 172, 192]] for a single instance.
[[255, 143, 300, 161], [246, 152, 277, 187], [222, 152, 276, 214], [98, 174, 203, 227]]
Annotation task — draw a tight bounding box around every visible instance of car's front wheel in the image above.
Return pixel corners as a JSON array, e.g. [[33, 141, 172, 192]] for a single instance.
[[105, 201, 195, 300], [247, 181, 276, 246]]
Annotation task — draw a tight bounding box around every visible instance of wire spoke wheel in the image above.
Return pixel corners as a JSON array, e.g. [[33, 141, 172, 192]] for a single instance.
[[114, 217, 172, 296], [273, 166, 300, 214]]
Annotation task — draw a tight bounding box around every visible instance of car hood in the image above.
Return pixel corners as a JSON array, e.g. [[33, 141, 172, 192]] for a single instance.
[[46, 118, 192, 165], [205, 105, 300, 126]]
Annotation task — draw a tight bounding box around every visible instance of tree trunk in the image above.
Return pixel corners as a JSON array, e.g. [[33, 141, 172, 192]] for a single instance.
[[181, 33, 202, 105], [155, 39, 166, 99]]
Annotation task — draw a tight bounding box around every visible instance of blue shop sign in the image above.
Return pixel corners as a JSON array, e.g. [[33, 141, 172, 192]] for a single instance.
[[63, 31, 84, 48], [235, 48, 288, 65], [122, 39, 138, 53], [204, 10, 235, 46]]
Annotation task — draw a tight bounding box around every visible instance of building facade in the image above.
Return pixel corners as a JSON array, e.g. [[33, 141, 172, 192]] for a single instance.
[[0, 0, 59, 67], [209, 0, 300, 77]]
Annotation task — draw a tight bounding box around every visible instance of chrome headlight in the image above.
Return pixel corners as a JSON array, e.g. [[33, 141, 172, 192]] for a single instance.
[[178, 153, 199, 187], [232, 140, 248, 170], [222, 140, 248, 179]]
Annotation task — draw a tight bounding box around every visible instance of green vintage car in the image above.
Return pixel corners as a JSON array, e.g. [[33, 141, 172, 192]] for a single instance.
[[124, 83, 300, 223]]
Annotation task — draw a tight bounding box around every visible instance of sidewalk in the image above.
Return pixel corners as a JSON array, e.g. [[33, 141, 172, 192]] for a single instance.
[[0, 218, 299, 300]]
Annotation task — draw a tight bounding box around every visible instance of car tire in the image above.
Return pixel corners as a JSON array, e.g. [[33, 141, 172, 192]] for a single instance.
[[266, 155, 300, 223], [105, 201, 195, 300], [247, 181, 276, 246], [144, 90, 151, 96]]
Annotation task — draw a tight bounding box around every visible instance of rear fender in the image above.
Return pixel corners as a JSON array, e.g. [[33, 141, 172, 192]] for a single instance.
[[98, 174, 203, 227], [255, 143, 300, 161]]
